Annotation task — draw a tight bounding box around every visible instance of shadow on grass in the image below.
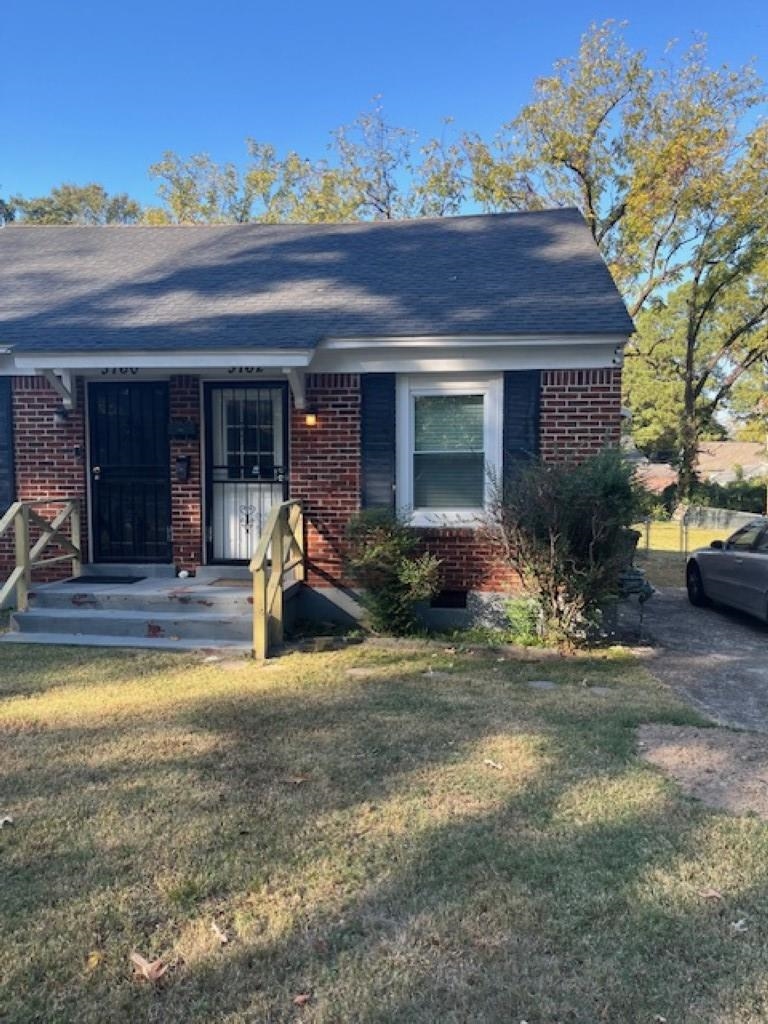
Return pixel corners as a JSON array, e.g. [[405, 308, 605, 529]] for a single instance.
[[3, 648, 767, 1022]]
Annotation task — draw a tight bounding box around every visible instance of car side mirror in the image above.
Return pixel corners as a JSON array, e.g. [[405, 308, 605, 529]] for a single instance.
[[710, 539, 724, 550]]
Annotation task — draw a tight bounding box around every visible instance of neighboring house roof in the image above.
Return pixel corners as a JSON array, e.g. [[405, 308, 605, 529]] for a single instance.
[[636, 462, 678, 494], [696, 441, 768, 483], [0, 208, 633, 354]]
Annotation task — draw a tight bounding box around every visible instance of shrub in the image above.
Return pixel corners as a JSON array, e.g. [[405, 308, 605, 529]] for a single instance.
[[656, 477, 767, 515], [504, 597, 543, 646], [489, 449, 641, 648], [345, 510, 442, 635]]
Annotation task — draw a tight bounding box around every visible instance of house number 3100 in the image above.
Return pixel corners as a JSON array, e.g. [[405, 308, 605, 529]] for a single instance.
[[100, 368, 139, 375]]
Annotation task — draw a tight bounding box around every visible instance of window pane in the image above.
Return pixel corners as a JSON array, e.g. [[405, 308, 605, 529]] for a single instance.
[[729, 524, 763, 550], [414, 453, 485, 507], [414, 395, 483, 452]]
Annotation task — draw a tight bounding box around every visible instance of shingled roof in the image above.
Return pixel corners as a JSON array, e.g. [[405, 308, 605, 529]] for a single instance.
[[0, 208, 633, 353]]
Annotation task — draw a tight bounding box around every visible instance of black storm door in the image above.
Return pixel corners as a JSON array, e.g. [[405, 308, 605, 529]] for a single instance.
[[89, 381, 172, 563]]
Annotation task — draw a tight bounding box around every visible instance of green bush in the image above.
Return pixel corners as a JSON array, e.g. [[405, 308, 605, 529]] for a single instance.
[[504, 597, 543, 646], [345, 510, 442, 635], [491, 448, 641, 648], [655, 477, 767, 515]]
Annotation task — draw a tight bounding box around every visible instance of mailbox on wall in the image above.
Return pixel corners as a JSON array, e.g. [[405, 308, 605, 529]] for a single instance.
[[175, 455, 191, 483]]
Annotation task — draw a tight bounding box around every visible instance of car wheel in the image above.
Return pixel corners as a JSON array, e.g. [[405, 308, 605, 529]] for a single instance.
[[686, 562, 709, 607]]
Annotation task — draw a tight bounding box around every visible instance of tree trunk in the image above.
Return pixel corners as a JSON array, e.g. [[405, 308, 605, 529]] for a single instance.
[[678, 308, 699, 501]]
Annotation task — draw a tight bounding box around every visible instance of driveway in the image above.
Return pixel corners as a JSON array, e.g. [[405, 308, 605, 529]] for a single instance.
[[636, 588, 768, 732]]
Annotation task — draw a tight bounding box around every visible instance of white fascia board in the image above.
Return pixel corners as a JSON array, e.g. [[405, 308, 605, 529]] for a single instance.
[[310, 340, 626, 374], [319, 333, 629, 350], [12, 349, 314, 371]]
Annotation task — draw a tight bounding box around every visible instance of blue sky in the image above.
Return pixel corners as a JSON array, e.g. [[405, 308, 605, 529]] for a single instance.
[[2, 0, 765, 207]]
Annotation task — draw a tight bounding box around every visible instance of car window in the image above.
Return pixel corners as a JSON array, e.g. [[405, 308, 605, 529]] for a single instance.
[[755, 528, 768, 553], [728, 523, 764, 551]]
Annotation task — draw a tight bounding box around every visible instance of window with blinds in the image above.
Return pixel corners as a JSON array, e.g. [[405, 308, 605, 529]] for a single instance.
[[413, 393, 485, 508]]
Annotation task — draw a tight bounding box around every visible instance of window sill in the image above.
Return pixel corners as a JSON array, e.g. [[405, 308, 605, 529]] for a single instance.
[[406, 509, 486, 529]]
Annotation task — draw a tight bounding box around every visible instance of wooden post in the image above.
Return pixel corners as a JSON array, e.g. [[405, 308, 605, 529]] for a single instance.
[[253, 565, 268, 660], [270, 510, 285, 648], [294, 508, 306, 582], [14, 505, 30, 611], [70, 501, 82, 578]]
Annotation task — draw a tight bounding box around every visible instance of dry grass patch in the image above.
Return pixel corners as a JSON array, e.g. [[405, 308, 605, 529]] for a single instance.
[[638, 724, 768, 819], [3, 642, 768, 1022]]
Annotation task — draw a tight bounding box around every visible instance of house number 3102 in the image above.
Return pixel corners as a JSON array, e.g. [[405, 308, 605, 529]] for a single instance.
[[100, 368, 139, 375]]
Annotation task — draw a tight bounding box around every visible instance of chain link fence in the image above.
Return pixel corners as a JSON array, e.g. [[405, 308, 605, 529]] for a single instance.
[[637, 507, 762, 558]]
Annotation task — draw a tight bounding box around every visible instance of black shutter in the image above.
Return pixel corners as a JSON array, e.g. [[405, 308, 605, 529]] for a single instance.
[[0, 377, 14, 512], [360, 373, 396, 510], [503, 370, 540, 485]]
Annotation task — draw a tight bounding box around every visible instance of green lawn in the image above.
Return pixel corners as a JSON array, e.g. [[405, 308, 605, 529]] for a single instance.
[[3, 642, 768, 1022], [633, 522, 731, 588]]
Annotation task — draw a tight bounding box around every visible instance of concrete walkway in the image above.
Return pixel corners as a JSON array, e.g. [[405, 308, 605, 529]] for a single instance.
[[638, 588, 768, 733]]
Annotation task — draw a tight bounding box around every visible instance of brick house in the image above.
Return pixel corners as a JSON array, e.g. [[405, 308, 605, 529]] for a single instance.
[[0, 208, 632, 641]]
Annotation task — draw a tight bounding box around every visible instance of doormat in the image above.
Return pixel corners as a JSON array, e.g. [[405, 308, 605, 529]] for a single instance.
[[64, 575, 146, 585], [209, 578, 251, 588]]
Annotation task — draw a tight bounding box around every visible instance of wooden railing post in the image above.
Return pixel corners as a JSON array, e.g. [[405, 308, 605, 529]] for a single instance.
[[293, 506, 306, 583], [270, 509, 285, 648], [70, 501, 82, 578], [253, 564, 268, 661], [14, 504, 30, 611]]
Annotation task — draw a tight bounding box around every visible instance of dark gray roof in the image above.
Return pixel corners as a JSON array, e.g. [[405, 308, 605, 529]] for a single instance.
[[0, 208, 633, 353]]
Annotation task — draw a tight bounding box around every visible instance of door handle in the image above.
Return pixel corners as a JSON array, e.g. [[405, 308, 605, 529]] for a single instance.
[[92, 465, 102, 481]]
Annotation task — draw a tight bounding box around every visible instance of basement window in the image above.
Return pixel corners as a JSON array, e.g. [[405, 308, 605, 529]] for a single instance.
[[430, 589, 468, 609]]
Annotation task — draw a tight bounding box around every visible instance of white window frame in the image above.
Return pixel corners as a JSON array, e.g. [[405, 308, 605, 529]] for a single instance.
[[396, 374, 503, 527]]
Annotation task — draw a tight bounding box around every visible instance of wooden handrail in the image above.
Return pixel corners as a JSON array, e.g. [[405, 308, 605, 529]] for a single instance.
[[249, 499, 305, 659], [0, 498, 82, 610]]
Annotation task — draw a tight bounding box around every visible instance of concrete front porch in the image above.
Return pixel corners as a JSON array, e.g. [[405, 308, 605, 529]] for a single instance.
[[0, 564, 272, 652]]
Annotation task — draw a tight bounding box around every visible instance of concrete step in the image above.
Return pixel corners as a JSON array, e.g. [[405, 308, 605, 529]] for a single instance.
[[77, 563, 178, 579], [11, 607, 254, 641], [0, 632, 251, 652], [28, 583, 253, 614]]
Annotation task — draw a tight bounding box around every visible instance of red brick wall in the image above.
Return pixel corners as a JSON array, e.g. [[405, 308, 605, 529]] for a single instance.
[[169, 375, 203, 571], [289, 374, 361, 586], [0, 376, 88, 580], [540, 368, 622, 461], [2, 367, 623, 591], [419, 527, 514, 592]]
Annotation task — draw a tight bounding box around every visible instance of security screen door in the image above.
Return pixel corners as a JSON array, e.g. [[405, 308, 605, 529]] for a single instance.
[[88, 381, 172, 563], [206, 384, 288, 562]]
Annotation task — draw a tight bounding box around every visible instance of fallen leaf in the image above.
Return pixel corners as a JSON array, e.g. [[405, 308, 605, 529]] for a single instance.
[[293, 992, 312, 1006], [85, 950, 104, 972], [211, 920, 229, 945], [730, 919, 749, 934], [697, 887, 723, 901], [0, 815, 13, 828], [484, 759, 504, 770], [130, 951, 168, 983]]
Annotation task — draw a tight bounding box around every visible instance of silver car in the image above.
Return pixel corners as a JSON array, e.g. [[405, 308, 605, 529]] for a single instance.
[[686, 517, 768, 622]]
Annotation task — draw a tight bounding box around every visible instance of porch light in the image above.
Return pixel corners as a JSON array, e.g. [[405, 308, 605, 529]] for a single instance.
[[53, 404, 70, 428], [304, 406, 319, 428]]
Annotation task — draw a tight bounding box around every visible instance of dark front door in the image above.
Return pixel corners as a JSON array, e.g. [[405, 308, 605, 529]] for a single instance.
[[89, 381, 172, 563]]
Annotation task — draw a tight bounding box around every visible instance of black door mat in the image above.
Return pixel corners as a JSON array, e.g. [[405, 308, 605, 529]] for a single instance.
[[63, 575, 146, 585]]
